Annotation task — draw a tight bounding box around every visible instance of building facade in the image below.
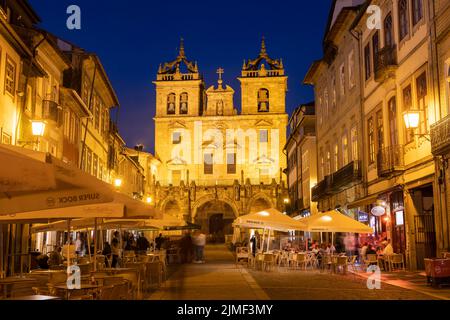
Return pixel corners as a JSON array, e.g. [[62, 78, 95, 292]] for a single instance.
[[0, 0, 144, 276], [304, 2, 366, 222], [304, 0, 449, 270], [285, 102, 318, 218], [152, 39, 288, 237], [430, 0, 450, 258]]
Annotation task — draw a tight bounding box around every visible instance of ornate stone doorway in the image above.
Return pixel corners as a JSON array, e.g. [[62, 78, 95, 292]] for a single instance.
[[194, 199, 237, 242]]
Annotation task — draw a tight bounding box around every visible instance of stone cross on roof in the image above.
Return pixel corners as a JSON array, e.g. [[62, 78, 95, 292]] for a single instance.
[[216, 67, 224, 88]]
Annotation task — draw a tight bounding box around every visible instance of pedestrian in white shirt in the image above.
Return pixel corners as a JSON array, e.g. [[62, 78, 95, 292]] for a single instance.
[[193, 231, 206, 263]]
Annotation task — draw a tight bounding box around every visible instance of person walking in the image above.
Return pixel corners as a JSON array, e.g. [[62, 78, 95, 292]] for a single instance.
[[180, 232, 193, 263], [193, 231, 206, 263]]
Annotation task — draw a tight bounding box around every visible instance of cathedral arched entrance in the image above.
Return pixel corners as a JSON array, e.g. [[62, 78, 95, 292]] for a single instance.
[[193, 197, 238, 243]]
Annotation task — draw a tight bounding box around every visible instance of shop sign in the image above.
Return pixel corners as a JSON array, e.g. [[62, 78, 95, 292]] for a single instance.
[[358, 211, 369, 222], [371, 206, 386, 217]]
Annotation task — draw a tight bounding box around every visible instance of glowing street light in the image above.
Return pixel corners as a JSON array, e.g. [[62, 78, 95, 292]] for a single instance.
[[31, 120, 46, 137], [283, 198, 290, 204], [146, 196, 152, 204], [114, 178, 122, 188], [403, 110, 420, 129]]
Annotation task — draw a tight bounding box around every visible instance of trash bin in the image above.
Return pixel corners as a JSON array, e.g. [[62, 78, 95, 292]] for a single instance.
[[424, 258, 450, 288]]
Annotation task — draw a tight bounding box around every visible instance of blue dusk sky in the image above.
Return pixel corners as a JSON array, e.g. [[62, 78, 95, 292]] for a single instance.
[[29, 0, 331, 153]]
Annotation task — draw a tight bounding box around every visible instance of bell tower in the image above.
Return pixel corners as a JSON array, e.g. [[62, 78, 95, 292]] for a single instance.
[[153, 39, 204, 118], [238, 37, 287, 115]]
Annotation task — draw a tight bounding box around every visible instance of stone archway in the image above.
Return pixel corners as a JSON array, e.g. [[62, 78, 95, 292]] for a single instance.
[[192, 195, 239, 242], [159, 197, 183, 219], [247, 193, 274, 213]]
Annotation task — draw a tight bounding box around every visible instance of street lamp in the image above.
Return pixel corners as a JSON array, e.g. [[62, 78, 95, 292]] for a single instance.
[[146, 196, 152, 204], [403, 110, 420, 129], [114, 178, 122, 188], [31, 120, 46, 137], [402, 110, 430, 141]]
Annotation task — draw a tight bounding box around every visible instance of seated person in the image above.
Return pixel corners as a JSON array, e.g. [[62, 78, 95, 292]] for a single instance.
[[48, 246, 63, 267]]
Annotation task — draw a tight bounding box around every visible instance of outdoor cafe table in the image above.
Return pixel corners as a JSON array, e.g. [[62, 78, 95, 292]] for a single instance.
[[53, 283, 100, 300], [6, 295, 61, 300], [0, 277, 37, 299], [147, 253, 164, 263], [102, 268, 135, 274]]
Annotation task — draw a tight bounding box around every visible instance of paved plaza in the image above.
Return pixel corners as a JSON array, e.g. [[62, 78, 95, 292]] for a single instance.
[[149, 245, 450, 300]]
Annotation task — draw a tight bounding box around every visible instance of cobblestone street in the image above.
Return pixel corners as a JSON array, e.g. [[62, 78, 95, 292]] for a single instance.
[[149, 245, 450, 300]]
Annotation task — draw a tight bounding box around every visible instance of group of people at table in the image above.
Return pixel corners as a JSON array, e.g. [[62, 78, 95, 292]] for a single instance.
[[1, 231, 176, 300], [245, 232, 400, 272]]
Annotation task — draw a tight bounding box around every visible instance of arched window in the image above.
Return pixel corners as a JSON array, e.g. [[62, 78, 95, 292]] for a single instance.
[[167, 93, 176, 115], [398, 0, 409, 41], [180, 92, 188, 114], [384, 13, 394, 48], [258, 89, 269, 112]]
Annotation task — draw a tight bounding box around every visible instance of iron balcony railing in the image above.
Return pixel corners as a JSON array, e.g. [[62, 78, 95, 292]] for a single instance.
[[431, 115, 450, 156], [42, 99, 62, 126], [331, 160, 362, 192], [374, 45, 398, 82], [377, 145, 405, 177], [311, 175, 333, 202]]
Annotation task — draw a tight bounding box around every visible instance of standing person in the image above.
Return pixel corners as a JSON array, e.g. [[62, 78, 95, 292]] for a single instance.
[[180, 232, 193, 263], [75, 234, 84, 256], [155, 233, 164, 251], [193, 231, 206, 263], [102, 241, 112, 267], [250, 232, 259, 257], [137, 233, 150, 254], [111, 238, 120, 268]]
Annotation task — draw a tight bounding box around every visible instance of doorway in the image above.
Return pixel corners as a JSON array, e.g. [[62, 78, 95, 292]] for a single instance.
[[412, 184, 436, 270]]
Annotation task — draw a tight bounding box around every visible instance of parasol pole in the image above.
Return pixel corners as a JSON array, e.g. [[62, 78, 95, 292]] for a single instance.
[[94, 218, 98, 272], [86, 228, 91, 262], [0, 225, 4, 279], [320, 232, 323, 244], [266, 229, 271, 252], [67, 219, 71, 269]]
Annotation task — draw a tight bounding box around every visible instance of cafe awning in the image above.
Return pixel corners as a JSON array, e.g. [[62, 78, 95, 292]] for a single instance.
[[31, 213, 178, 233], [0, 144, 56, 193], [0, 144, 161, 220], [298, 210, 374, 233], [233, 208, 307, 232]]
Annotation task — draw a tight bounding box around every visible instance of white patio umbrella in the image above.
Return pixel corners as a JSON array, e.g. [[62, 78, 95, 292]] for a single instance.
[[299, 210, 374, 245], [233, 208, 307, 252]]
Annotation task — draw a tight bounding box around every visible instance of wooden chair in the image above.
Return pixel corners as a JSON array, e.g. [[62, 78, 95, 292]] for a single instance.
[[334, 256, 348, 274], [364, 254, 378, 269], [291, 253, 307, 270], [347, 255, 359, 273], [255, 253, 265, 271], [262, 254, 275, 272], [321, 254, 333, 273], [278, 251, 290, 268], [389, 254, 405, 271], [235, 247, 249, 264]]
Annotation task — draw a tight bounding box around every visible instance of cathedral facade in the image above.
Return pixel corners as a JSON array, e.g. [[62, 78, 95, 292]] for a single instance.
[[152, 39, 288, 237]]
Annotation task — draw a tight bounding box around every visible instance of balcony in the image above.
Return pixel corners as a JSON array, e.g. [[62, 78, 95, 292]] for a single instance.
[[331, 161, 362, 192], [374, 45, 398, 82], [431, 115, 450, 156], [311, 175, 333, 202], [377, 145, 405, 177], [42, 99, 62, 126]]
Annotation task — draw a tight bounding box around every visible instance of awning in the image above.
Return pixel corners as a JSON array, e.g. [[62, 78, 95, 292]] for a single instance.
[[298, 210, 374, 233], [0, 144, 161, 220], [31, 213, 179, 233], [233, 208, 307, 232], [0, 145, 56, 193], [347, 195, 378, 209]]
